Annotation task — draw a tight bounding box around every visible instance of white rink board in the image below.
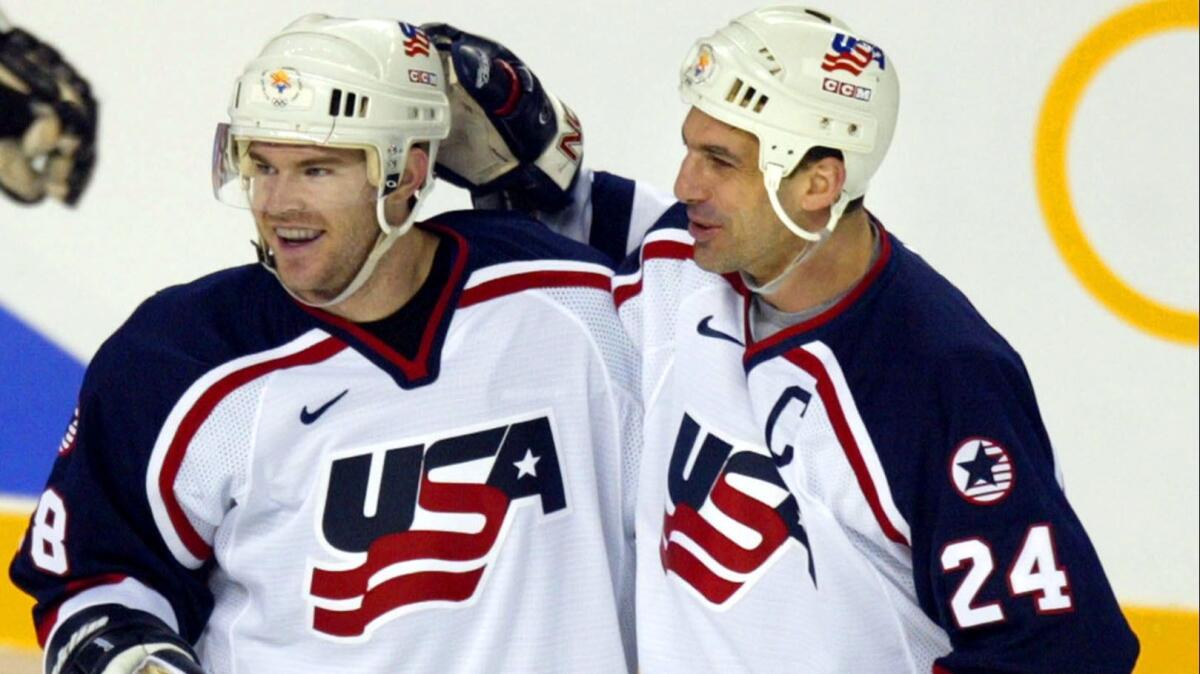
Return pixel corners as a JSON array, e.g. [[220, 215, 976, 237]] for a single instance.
[[0, 0, 1195, 609]]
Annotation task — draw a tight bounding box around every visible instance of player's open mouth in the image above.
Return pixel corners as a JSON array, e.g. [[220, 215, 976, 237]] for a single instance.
[[688, 220, 721, 242], [275, 227, 324, 247]]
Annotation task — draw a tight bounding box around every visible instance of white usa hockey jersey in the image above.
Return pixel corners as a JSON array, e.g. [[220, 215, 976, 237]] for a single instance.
[[11, 211, 641, 673], [577, 171, 1137, 673]]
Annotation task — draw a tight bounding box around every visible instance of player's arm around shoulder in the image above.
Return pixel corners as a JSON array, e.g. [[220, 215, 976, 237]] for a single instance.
[[423, 23, 672, 263], [905, 347, 1138, 672], [8, 294, 234, 674]]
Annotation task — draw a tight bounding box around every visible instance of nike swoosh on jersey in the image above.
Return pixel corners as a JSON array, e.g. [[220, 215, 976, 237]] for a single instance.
[[300, 389, 350, 425], [697, 315, 744, 346]]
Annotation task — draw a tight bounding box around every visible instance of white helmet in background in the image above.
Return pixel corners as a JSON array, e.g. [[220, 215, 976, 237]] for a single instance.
[[679, 6, 899, 244], [212, 15, 450, 307]]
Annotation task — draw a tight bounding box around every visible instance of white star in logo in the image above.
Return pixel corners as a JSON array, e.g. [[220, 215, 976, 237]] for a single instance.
[[513, 449, 540, 479]]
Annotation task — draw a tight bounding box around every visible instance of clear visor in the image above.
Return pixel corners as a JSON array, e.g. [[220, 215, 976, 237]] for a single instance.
[[211, 122, 383, 212]]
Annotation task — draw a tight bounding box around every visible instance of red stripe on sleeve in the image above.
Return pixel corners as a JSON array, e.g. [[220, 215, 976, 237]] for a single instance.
[[459, 270, 612, 308], [36, 573, 128, 647], [614, 239, 693, 308], [158, 337, 347, 561]]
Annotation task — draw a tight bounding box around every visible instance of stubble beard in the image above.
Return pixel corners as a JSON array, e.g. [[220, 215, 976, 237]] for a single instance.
[[692, 243, 740, 276], [259, 211, 375, 304], [298, 231, 377, 304]]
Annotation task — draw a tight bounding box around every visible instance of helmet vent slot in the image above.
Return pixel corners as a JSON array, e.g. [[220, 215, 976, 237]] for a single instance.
[[726, 80, 768, 114], [327, 89, 369, 118], [758, 47, 783, 77], [725, 78, 745, 103], [234, 82, 243, 109], [739, 86, 757, 108], [804, 9, 833, 23]]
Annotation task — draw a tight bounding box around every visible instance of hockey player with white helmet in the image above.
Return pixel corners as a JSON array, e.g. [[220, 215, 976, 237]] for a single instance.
[[432, 7, 1139, 672], [672, 6, 896, 294], [210, 13, 452, 310], [12, 14, 639, 674]]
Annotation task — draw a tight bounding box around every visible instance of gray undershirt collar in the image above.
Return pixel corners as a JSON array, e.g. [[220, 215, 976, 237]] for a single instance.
[[750, 224, 882, 341]]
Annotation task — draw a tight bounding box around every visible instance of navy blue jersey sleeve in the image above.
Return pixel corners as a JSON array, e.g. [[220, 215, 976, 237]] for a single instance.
[[529, 168, 675, 264], [588, 171, 638, 266], [8, 298, 217, 645], [912, 348, 1138, 673]]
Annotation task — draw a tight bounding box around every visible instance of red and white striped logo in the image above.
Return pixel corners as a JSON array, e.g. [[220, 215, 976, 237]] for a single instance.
[[949, 437, 1015, 505]]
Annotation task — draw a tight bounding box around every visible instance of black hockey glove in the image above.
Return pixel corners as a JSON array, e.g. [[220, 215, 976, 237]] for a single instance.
[[422, 23, 582, 213], [44, 604, 204, 674], [0, 19, 97, 206]]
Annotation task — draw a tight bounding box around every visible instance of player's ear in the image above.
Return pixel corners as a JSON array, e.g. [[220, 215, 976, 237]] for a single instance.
[[396, 144, 430, 199], [794, 157, 845, 212]]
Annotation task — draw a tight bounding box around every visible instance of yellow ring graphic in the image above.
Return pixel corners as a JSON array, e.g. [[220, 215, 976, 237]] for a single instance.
[[1035, 0, 1199, 346]]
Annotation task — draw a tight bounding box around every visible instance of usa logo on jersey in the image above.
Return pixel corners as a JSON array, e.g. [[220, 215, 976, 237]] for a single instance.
[[305, 413, 567, 639], [660, 413, 814, 609]]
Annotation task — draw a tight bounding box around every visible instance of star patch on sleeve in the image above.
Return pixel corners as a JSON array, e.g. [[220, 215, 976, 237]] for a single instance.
[[948, 437, 1015, 505]]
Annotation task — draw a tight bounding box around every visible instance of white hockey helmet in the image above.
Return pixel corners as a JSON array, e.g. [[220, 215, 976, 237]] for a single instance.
[[212, 15, 450, 306], [679, 7, 899, 242]]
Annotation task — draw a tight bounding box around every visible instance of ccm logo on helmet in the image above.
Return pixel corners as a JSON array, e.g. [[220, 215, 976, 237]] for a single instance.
[[822, 77, 873, 101], [661, 413, 815, 608], [306, 415, 567, 639], [408, 69, 439, 87]]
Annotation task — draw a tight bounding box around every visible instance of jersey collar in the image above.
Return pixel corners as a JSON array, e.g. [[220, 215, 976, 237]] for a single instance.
[[742, 216, 894, 370], [295, 222, 469, 389]]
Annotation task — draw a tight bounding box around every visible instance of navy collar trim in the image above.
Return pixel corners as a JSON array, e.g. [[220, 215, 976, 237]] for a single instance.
[[743, 217, 894, 372], [297, 222, 469, 389]]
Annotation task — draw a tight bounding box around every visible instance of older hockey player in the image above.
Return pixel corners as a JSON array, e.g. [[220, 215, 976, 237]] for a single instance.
[[10, 15, 639, 674], [0, 8, 97, 206], [429, 7, 1139, 673]]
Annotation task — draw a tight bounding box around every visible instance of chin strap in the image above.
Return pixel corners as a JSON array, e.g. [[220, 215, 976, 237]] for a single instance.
[[256, 183, 431, 309], [741, 164, 851, 296]]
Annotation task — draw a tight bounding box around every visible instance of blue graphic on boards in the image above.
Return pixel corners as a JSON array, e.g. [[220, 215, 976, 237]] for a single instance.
[[0, 303, 85, 496]]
